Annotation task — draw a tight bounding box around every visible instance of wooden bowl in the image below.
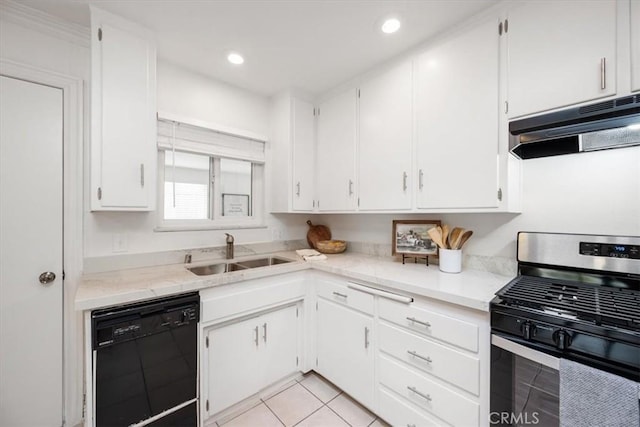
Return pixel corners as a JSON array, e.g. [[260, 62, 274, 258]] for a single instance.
[[315, 240, 347, 254]]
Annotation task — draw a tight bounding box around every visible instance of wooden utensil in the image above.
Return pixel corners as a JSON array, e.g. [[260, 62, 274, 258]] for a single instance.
[[456, 230, 473, 249], [441, 224, 450, 249], [428, 226, 444, 249], [448, 227, 463, 250], [306, 220, 331, 249]]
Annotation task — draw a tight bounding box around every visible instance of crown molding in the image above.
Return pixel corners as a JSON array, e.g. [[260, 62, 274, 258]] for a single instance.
[[0, 0, 90, 47]]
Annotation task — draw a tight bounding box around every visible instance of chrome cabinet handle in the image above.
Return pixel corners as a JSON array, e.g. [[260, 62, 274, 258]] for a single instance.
[[348, 180, 353, 196], [39, 271, 56, 285], [296, 182, 300, 197], [263, 322, 267, 343], [407, 386, 432, 402], [365, 327, 370, 349], [406, 316, 431, 328], [254, 326, 259, 346], [600, 57, 606, 90], [140, 163, 145, 187], [407, 350, 432, 363], [402, 171, 407, 191], [418, 169, 424, 190], [333, 291, 348, 299]]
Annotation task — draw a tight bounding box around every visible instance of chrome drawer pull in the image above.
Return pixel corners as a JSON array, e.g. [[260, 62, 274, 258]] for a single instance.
[[254, 326, 259, 346], [407, 350, 432, 363], [333, 291, 348, 299], [263, 322, 267, 343], [407, 386, 432, 402], [365, 327, 370, 349], [406, 316, 431, 328]]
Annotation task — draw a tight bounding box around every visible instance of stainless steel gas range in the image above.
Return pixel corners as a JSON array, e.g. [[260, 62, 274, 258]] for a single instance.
[[490, 232, 639, 426]]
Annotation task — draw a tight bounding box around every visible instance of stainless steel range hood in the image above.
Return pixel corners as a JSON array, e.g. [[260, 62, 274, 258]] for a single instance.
[[509, 95, 640, 159]]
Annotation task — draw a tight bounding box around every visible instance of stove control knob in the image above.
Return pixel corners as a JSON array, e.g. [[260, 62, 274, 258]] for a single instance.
[[521, 321, 535, 340], [554, 330, 571, 350]]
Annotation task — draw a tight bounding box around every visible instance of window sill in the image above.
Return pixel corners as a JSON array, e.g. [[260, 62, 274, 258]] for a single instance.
[[155, 221, 267, 233]]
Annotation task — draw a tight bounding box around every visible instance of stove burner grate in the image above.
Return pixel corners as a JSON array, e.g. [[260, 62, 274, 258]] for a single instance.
[[497, 275, 640, 331]]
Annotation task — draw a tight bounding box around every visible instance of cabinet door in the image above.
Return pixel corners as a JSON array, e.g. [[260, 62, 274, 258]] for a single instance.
[[316, 89, 357, 211], [292, 99, 316, 211], [316, 299, 374, 408], [358, 62, 413, 210], [204, 318, 261, 416], [260, 305, 299, 387], [91, 7, 156, 210], [507, 0, 616, 118], [415, 17, 499, 209], [632, 0, 640, 92]]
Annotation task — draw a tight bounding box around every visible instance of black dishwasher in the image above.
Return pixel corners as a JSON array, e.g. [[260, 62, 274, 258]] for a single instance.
[[92, 292, 200, 427]]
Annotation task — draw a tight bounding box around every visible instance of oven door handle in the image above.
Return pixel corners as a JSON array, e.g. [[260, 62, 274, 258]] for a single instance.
[[492, 334, 559, 370]]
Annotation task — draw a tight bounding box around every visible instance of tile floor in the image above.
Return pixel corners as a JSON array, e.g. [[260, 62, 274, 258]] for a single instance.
[[218, 372, 389, 427]]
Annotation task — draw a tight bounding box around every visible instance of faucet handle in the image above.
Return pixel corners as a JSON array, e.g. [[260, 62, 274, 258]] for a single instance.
[[225, 233, 234, 243]]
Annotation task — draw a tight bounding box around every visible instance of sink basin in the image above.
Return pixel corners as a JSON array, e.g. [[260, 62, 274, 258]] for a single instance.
[[187, 263, 228, 276], [234, 256, 292, 269], [187, 256, 292, 276]]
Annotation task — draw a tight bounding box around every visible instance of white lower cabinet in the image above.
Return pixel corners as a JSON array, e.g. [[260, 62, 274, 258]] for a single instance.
[[315, 279, 375, 409]]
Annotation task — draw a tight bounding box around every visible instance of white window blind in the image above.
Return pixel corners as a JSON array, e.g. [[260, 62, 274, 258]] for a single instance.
[[157, 119, 265, 163]]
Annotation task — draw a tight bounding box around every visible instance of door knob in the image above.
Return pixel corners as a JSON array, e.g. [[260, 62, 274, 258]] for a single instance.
[[39, 271, 56, 284]]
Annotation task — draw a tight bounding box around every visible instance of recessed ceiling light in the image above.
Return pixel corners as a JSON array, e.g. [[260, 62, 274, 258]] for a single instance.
[[381, 18, 401, 34], [227, 52, 244, 65]]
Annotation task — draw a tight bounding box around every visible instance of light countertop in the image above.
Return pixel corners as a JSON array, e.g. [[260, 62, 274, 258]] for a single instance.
[[76, 251, 513, 312]]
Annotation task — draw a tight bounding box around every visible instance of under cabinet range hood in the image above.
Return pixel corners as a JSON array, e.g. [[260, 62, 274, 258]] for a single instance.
[[509, 95, 640, 159]]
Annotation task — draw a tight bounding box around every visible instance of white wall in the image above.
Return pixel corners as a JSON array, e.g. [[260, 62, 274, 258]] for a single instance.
[[84, 60, 310, 258], [318, 147, 640, 260]]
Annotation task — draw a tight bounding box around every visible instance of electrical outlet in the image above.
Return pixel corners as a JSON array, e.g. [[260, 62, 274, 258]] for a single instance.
[[112, 233, 128, 253]]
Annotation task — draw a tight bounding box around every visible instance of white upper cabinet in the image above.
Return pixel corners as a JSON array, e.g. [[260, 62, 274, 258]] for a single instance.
[[631, 0, 640, 92], [291, 99, 316, 211], [358, 61, 413, 211], [506, 0, 617, 118], [270, 95, 316, 212], [90, 7, 157, 211], [415, 16, 500, 209], [316, 88, 358, 211]]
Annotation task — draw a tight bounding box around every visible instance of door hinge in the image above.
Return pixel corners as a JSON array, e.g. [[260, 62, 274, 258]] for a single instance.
[[206, 399, 209, 412], [98, 28, 102, 41], [505, 100, 509, 114], [498, 21, 503, 36], [82, 393, 86, 418], [504, 19, 508, 33], [206, 336, 209, 348], [498, 188, 503, 201], [62, 270, 66, 280], [97, 187, 102, 200]]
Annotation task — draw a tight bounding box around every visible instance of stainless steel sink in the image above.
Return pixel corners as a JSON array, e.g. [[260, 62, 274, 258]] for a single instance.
[[187, 256, 292, 276]]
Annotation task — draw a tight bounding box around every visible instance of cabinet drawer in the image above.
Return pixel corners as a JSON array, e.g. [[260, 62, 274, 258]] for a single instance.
[[378, 298, 478, 352], [201, 281, 305, 323], [316, 279, 374, 314], [379, 354, 479, 427], [379, 322, 479, 395], [378, 387, 443, 427]]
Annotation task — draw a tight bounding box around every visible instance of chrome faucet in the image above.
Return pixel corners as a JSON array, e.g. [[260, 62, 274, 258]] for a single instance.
[[225, 233, 234, 259], [184, 253, 192, 264]]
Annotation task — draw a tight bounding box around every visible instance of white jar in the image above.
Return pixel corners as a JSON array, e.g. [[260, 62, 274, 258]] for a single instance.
[[439, 248, 462, 273]]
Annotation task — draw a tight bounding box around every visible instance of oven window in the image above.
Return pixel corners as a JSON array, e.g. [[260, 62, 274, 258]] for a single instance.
[[491, 345, 559, 426]]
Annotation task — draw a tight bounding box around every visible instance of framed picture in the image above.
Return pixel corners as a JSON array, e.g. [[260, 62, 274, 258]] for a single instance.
[[392, 220, 441, 258], [222, 193, 250, 216]]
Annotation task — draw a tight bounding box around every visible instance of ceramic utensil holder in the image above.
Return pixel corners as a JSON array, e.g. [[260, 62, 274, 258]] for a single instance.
[[439, 248, 462, 273]]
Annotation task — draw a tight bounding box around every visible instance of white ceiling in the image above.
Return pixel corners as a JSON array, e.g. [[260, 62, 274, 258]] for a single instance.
[[16, 0, 498, 97]]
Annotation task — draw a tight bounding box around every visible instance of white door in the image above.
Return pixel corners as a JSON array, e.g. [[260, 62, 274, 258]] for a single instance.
[[260, 305, 299, 386], [631, 0, 640, 92], [0, 75, 63, 426], [292, 99, 316, 211], [316, 299, 374, 409], [316, 89, 357, 211], [358, 61, 413, 211]]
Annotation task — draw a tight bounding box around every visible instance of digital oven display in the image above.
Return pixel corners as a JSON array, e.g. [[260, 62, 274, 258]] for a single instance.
[[579, 242, 640, 259]]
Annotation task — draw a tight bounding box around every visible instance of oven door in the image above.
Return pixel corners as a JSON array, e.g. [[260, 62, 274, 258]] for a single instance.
[[491, 334, 560, 426]]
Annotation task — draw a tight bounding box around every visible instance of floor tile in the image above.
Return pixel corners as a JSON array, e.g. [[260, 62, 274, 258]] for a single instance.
[[369, 418, 391, 427], [299, 373, 341, 403], [265, 383, 323, 426], [222, 403, 283, 427], [296, 406, 350, 427], [327, 394, 376, 427]]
